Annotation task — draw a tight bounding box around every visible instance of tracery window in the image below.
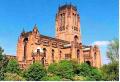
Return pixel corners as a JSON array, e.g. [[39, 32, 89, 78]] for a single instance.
[[77, 49, 80, 62], [52, 49, 55, 63], [59, 51, 62, 60]]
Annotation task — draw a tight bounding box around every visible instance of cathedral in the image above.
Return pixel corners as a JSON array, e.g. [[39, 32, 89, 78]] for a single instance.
[[17, 4, 101, 69]]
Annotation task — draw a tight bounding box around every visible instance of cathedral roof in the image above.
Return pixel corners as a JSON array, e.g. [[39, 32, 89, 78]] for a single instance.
[[40, 34, 70, 44]]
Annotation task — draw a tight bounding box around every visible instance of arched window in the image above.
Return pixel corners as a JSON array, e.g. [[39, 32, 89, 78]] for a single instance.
[[43, 48, 46, 57], [94, 52, 96, 59], [74, 35, 78, 43], [77, 49, 80, 62], [23, 37, 28, 61], [59, 51, 62, 60], [37, 49, 40, 54], [85, 61, 91, 66], [52, 49, 55, 63]]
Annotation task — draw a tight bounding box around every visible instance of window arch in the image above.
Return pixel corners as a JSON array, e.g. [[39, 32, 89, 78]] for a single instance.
[[74, 35, 79, 42], [94, 52, 96, 59], [23, 37, 28, 61], [43, 48, 46, 57], [52, 49, 55, 63], [77, 49, 80, 63], [59, 51, 62, 60], [85, 61, 91, 66]]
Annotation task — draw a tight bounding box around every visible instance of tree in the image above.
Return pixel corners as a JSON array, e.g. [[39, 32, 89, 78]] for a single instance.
[[48, 60, 74, 80], [76, 63, 102, 81], [6, 59, 20, 74], [100, 61, 119, 81], [107, 39, 119, 62], [0, 46, 9, 80], [23, 62, 47, 81]]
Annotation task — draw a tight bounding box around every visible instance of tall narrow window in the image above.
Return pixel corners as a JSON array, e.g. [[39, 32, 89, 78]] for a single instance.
[[60, 14, 62, 26], [37, 49, 40, 54], [43, 48, 46, 57], [59, 51, 62, 60], [75, 14, 77, 25], [77, 49, 80, 63], [52, 49, 55, 63], [62, 13, 65, 27], [94, 52, 96, 59], [23, 38, 28, 61]]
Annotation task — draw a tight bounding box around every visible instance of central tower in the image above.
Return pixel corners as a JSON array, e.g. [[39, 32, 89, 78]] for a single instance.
[[55, 4, 81, 43]]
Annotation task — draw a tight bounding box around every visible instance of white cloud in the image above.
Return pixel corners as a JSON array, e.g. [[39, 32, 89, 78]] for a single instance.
[[92, 41, 110, 46]]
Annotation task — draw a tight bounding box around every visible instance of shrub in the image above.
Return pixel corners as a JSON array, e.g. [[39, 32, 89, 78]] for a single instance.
[[48, 60, 74, 80], [23, 62, 47, 81], [6, 59, 20, 74]]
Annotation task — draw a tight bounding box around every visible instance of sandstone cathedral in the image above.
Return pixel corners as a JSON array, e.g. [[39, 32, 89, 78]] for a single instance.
[[17, 4, 101, 69]]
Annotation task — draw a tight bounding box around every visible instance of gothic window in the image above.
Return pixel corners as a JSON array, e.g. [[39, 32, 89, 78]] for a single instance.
[[73, 13, 74, 25], [74, 35, 79, 42], [62, 13, 65, 27], [75, 14, 77, 25], [85, 61, 91, 66], [59, 13, 65, 31], [59, 51, 62, 60], [23, 38, 28, 61], [60, 14, 62, 26], [37, 49, 40, 54], [52, 49, 55, 63], [77, 49, 80, 62], [43, 48, 46, 57], [94, 52, 96, 59]]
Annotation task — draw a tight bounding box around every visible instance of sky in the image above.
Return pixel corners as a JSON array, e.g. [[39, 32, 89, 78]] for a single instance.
[[0, 0, 118, 64]]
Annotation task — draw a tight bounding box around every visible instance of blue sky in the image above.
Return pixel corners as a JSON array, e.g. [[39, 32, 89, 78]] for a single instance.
[[0, 0, 118, 64]]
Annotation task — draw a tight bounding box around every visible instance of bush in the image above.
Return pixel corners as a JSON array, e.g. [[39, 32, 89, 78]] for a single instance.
[[48, 60, 74, 80], [76, 63, 102, 81], [4, 72, 25, 81], [6, 59, 20, 74], [23, 62, 47, 81], [100, 61, 119, 81]]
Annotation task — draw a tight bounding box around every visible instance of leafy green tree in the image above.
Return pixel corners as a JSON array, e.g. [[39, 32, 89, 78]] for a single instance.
[[107, 39, 119, 62], [6, 59, 20, 74], [77, 63, 91, 77], [4, 72, 25, 81], [76, 63, 102, 81], [23, 62, 47, 81], [100, 61, 119, 81], [48, 60, 74, 80], [0, 46, 9, 80]]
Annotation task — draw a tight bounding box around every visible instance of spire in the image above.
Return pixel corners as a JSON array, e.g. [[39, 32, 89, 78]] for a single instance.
[[21, 28, 25, 36], [33, 24, 38, 32], [22, 28, 25, 33]]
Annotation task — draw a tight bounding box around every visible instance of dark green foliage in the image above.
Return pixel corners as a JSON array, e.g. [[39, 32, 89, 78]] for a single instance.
[[47, 63, 58, 74], [6, 59, 20, 74], [0, 46, 9, 80], [100, 61, 119, 81], [48, 60, 74, 80], [76, 63, 102, 81], [23, 62, 47, 81], [0, 47, 4, 61]]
